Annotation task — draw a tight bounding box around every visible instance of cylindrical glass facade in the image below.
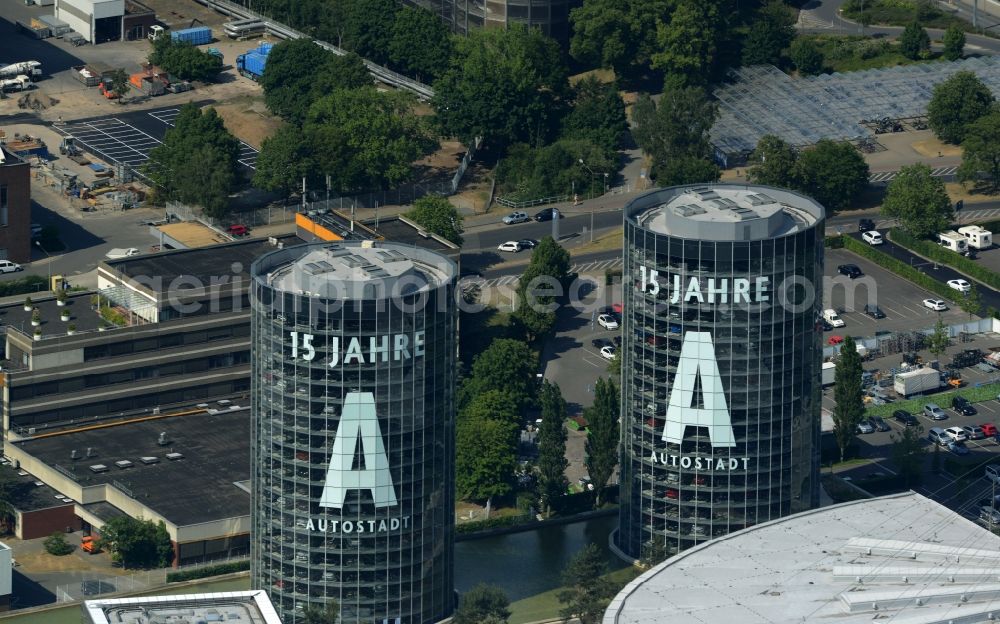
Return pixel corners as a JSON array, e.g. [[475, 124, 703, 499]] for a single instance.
[[250, 242, 457, 624], [616, 185, 825, 563]]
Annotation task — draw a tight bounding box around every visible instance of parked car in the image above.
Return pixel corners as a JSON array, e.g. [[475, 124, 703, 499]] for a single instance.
[[864, 304, 886, 319], [980, 507, 1000, 525], [858, 218, 875, 232], [598, 314, 619, 330], [820, 319, 834, 331], [862, 230, 884, 245], [502, 211, 530, 225], [953, 396, 977, 416], [105, 247, 140, 260], [838, 264, 863, 279], [518, 238, 538, 250], [928, 427, 948, 445], [0, 260, 22, 273], [893, 410, 918, 427], [664, 488, 679, 500], [856, 419, 875, 434], [983, 423, 999, 437], [533, 208, 562, 221], [228, 223, 249, 237], [947, 279, 972, 293], [964, 425, 986, 440], [944, 426, 968, 442], [924, 404, 948, 420], [923, 299, 948, 311], [949, 441, 970, 455], [599, 345, 616, 360], [822, 309, 845, 328], [986, 464, 1000, 484], [497, 241, 522, 252], [870, 416, 890, 432]]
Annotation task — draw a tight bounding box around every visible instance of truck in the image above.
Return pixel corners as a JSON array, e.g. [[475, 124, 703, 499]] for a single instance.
[[894, 366, 943, 397], [0, 75, 31, 92], [171, 26, 212, 45], [822, 361, 836, 386], [959, 225, 993, 249], [148, 25, 165, 41], [236, 51, 267, 80], [130, 72, 167, 96], [0, 61, 41, 80]]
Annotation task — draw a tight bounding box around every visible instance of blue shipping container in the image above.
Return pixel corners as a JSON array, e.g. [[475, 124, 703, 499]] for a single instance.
[[244, 52, 267, 77], [256, 42, 274, 56], [171, 26, 212, 45]]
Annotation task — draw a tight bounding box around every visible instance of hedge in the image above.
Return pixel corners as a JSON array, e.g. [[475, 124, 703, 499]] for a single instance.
[[166, 559, 250, 583], [889, 228, 1000, 290], [841, 235, 958, 303], [455, 512, 532, 534], [865, 380, 1000, 417], [0, 275, 47, 298]]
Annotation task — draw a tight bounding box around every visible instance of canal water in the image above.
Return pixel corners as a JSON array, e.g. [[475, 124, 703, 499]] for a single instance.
[[0, 515, 623, 623]]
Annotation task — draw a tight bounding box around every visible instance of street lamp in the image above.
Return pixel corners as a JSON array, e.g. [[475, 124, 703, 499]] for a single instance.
[[578, 159, 597, 198], [34, 240, 51, 286]]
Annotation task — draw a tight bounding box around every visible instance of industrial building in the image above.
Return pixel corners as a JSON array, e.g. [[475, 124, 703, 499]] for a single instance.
[[250, 241, 457, 624], [54, 0, 124, 43], [616, 184, 825, 563], [83, 591, 283, 624], [605, 492, 1000, 624], [0, 145, 31, 264], [403, 0, 575, 41]]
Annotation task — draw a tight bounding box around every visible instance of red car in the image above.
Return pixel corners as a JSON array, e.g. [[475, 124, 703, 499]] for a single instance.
[[664, 489, 679, 500], [612, 302, 623, 314], [827, 335, 844, 345], [983, 423, 998, 437], [228, 224, 249, 237]]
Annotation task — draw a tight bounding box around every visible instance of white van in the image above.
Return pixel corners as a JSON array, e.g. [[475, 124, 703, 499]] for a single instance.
[[938, 231, 969, 253], [822, 309, 845, 327]]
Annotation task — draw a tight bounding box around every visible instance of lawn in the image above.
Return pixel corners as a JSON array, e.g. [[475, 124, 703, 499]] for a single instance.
[[841, 0, 973, 31], [508, 566, 642, 624]]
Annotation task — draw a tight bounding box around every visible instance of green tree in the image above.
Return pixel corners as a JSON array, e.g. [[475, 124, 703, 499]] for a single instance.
[[792, 139, 869, 211], [832, 335, 865, 463], [632, 87, 719, 184], [890, 424, 925, 487], [881, 163, 952, 238], [306, 87, 434, 193], [943, 24, 966, 61], [742, 0, 796, 66], [960, 285, 983, 320], [405, 196, 463, 245], [747, 135, 797, 187], [43, 531, 73, 556], [110, 68, 129, 102], [514, 237, 572, 341], [96, 517, 173, 568], [454, 584, 511, 624], [899, 21, 930, 60], [253, 125, 312, 199], [148, 37, 223, 81], [928, 71, 995, 144], [527, 236, 572, 285], [959, 109, 1000, 192], [432, 26, 568, 150], [145, 103, 239, 218], [537, 381, 569, 515], [651, 0, 722, 86], [585, 377, 619, 507], [497, 139, 616, 200], [557, 543, 614, 624], [303, 600, 339, 624], [561, 76, 627, 154], [459, 338, 538, 410], [342, 0, 398, 65], [790, 37, 824, 75], [387, 5, 452, 82], [569, 0, 669, 77], [456, 402, 519, 503], [928, 316, 950, 360]]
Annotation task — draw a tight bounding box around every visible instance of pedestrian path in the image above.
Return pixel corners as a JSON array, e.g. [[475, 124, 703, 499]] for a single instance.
[[869, 166, 957, 184], [465, 258, 623, 290]]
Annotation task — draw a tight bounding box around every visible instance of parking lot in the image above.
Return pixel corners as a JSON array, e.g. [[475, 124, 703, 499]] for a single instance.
[[148, 108, 259, 169]]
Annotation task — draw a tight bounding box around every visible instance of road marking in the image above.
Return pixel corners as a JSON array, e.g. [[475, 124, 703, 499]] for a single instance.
[[148, 109, 259, 169]]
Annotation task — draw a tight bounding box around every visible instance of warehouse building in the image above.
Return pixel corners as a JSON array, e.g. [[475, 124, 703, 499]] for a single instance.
[[0, 145, 30, 264], [251, 241, 457, 624], [605, 492, 1000, 624], [54, 0, 124, 43], [616, 184, 825, 563]]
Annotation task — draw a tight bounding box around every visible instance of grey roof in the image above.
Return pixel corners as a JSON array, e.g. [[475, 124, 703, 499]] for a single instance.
[[712, 57, 1000, 155], [604, 492, 1000, 624], [84, 590, 283, 624], [626, 184, 824, 241]]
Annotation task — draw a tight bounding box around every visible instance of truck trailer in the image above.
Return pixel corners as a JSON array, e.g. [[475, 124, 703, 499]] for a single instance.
[[894, 367, 943, 397], [171, 26, 212, 45], [959, 225, 993, 249], [0, 61, 42, 80]]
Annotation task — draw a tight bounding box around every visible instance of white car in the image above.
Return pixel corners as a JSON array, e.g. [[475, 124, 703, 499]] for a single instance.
[[862, 230, 883, 245], [0, 260, 22, 273], [597, 314, 619, 330], [947, 279, 971, 293], [923, 298, 948, 311], [105, 247, 140, 259], [944, 426, 968, 442], [822, 309, 845, 328], [497, 241, 521, 253], [502, 211, 530, 225], [600, 345, 616, 360]]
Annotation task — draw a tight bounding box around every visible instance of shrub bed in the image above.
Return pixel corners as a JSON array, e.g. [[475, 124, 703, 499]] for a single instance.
[[166, 559, 250, 583], [455, 513, 532, 534], [890, 229, 1000, 290], [0, 275, 47, 298], [865, 381, 1000, 417]]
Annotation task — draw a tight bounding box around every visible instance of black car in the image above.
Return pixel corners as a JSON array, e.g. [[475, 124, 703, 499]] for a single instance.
[[893, 410, 918, 426], [864, 304, 886, 319], [518, 239, 538, 249], [820, 319, 834, 331], [870, 416, 891, 432], [859, 218, 876, 232], [592, 338, 611, 348], [534, 208, 563, 221], [953, 396, 978, 416], [838, 264, 863, 279]]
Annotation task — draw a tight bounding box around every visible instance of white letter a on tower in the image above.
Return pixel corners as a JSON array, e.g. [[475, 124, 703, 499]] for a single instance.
[[319, 392, 398, 509], [662, 331, 736, 448]]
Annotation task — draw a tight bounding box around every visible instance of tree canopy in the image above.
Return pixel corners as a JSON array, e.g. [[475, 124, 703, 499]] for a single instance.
[[432, 26, 568, 150], [899, 21, 930, 60], [746, 135, 797, 187], [561, 76, 627, 154], [632, 87, 719, 185], [943, 24, 966, 61], [497, 139, 615, 201], [832, 336, 864, 463], [456, 390, 520, 503], [145, 103, 239, 218], [928, 71, 995, 144], [341, 0, 398, 65], [557, 543, 615, 624], [959, 109, 1000, 192], [569, 0, 669, 77], [253, 125, 312, 197], [651, 0, 723, 87], [790, 37, 824, 75], [742, 1, 796, 66], [585, 377, 619, 507], [459, 338, 538, 410], [96, 516, 173, 568], [537, 381, 569, 515], [454, 584, 511, 624], [881, 163, 952, 238], [405, 196, 464, 245], [148, 37, 222, 82], [792, 139, 869, 211], [303, 601, 339, 624], [387, 5, 453, 82]]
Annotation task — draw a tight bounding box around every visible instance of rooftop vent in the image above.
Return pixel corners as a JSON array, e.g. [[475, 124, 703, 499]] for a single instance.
[[70, 449, 79, 460], [729, 206, 759, 221], [165, 452, 184, 461], [33, 481, 43, 487], [89, 464, 109, 473], [217, 399, 231, 406], [747, 193, 777, 206], [689, 187, 719, 200], [709, 197, 738, 209], [340, 254, 365, 268], [114, 460, 134, 469], [157, 432, 169, 446], [376, 249, 407, 263], [673, 204, 707, 217], [139, 456, 159, 465], [86, 447, 95, 457]]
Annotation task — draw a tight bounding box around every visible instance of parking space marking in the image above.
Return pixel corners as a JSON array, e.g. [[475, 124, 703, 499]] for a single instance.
[[148, 108, 259, 170], [56, 118, 164, 172]]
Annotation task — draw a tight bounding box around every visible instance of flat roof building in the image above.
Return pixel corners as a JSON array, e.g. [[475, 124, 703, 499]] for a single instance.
[[605, 492, 1000, 624], [83, 590, 282, 624], [0, 145, 31, 264]]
